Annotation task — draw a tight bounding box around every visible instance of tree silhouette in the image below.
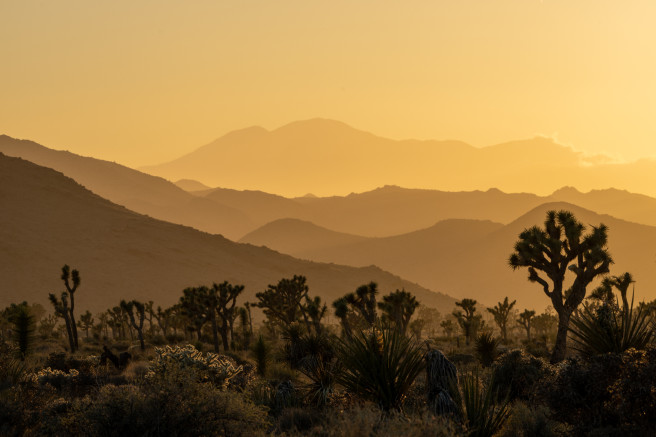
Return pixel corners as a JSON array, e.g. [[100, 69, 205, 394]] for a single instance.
[[517, 309, 536, 342], [378, 289, 420, 334], [304, 296, 328, 335], [78, 310, 94, 339], [60, 265, 81, 350], [440, 319, 455, 338], [590, 272, 634, 314], [509, 210, 613, 363], [453, 298, 480, 345], [255, 275, 310, 332], [212, 281, 244, 351], [120, 300, 146, 350], [333, 282, 379, 337], [49, 292, 76, 352], [487, 297, 516, 342]]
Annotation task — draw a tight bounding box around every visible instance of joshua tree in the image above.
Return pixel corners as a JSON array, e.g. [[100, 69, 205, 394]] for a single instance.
[[487, 297, 516, 342], [305, 296, 328, 335], [453, 298, 480, 345], [509, 210, 613, 363], [440, 319, 456, 338], [333, 282, 380, 337], [179, 287, 209, 341], [212, 281, 245, 351], [590, 272, 634, 314], [255, 275, 310, 332], [78, 310, 94, 339], [333, 297, 353, 337], [120, 300, 146, 350], [60, 265, 81, 349], [346, 282, 379, 326], [378, 289, 420, 334], [49, 292, 76, 352], [517, 309, 536, 342]]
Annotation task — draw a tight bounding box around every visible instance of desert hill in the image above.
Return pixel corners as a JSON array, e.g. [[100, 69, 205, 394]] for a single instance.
[[0, 153, 456, 316], [0, 135, 252, 240], [140, 118, 656, 198], [241, 203, 656, 311]]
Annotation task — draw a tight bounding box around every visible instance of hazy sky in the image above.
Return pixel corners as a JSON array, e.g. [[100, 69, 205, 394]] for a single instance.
[[2, 1, 656, 167]]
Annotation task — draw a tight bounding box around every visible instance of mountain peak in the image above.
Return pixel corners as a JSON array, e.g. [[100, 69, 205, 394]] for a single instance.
[[551, 186, 583, 196]]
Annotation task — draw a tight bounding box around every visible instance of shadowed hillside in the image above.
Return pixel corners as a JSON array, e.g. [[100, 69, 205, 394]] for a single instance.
[[0, 153, 456, 315], [0, 135, 253, 240], [242, 204, 656, 311], [140, 119, 656, 198]]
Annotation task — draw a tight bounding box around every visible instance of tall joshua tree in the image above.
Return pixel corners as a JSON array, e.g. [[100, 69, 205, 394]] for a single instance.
[[453, 298, 480, 345], [121, 300, 146, 350], [49, 292, 76, 352], [517, 309, 536, 342], [509, 210, 612, 363], [213, 281, 244, 352], [378, 289, 420, 334], [333, 282, 379, 337], [61, 265, 81, 349], [487, 297, 516, 342], [255, 275, 310, 332]]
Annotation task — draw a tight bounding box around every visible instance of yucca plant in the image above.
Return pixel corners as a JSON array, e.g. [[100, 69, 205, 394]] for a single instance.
[[335, 323, 425, 412], [569, 297, 653, 358], [299, 355, 341, 408], [475, 332, 499, 367], [454, 371, 511, 437]]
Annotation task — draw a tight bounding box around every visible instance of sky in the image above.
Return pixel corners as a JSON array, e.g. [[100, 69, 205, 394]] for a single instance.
[[2, 1, 656, 167]]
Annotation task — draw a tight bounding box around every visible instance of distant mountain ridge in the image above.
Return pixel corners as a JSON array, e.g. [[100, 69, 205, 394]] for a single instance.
[[0, 152, 457, 315], [139, 118, 656, 198], [241, 203, 656, 310]]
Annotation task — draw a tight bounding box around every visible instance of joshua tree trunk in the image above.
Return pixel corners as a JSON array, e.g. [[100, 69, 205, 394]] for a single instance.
[[551, 310, 572, 364], [210, 315, 220, 353]]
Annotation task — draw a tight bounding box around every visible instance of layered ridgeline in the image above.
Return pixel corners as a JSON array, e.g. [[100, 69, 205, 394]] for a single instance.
[[0, 153, 456, 315], [5, 134, 656, 241], [241, 206, 656, 311], [140, 118, 656, 198], [0, 135, 253, 240]]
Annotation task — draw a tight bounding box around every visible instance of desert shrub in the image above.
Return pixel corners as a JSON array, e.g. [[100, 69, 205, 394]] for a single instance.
[[282, 406, 460, 437], [277, 407, 321, 433], [148, 344, 243, 387], [606, 347, 656, 433], [491, 349, 551, 401], [40, 363, 270, 436], [499, 402, 569, 437], [475, 333, 499, 367], [267, 361, 298, 383], [336, 325, 425, 412]]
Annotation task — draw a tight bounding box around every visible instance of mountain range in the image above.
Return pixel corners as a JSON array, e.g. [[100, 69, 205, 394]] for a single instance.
[[0, 152, 455, 316], [241, 207, 656, 310], [140, 118, 656, 198]]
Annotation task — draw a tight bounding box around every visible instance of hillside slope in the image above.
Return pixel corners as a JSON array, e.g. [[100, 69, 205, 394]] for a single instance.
[[0, 153, 456, 315]]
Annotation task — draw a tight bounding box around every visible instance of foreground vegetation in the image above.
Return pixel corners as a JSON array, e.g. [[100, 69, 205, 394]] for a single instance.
[[2, 209, 656, 436]]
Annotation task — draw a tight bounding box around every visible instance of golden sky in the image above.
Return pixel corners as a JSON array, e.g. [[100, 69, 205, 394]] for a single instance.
[[2, 1, 656, 167]]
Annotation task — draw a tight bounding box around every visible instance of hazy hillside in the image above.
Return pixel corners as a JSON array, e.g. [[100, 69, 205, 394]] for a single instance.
[[140, 119, 656, 198], [0, 153, 456, 316], [242, 204, 656, 311], [0, 135, 252, 240], [241, 218, 368, 254], [174, 179, 212, 192]]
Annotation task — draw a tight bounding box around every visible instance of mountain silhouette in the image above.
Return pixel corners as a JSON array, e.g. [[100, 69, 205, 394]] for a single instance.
[[139, 119, 656, 198], [0, 152, 456, 315], [241, 204, 656, 311], [0, 135, 253, 240]]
